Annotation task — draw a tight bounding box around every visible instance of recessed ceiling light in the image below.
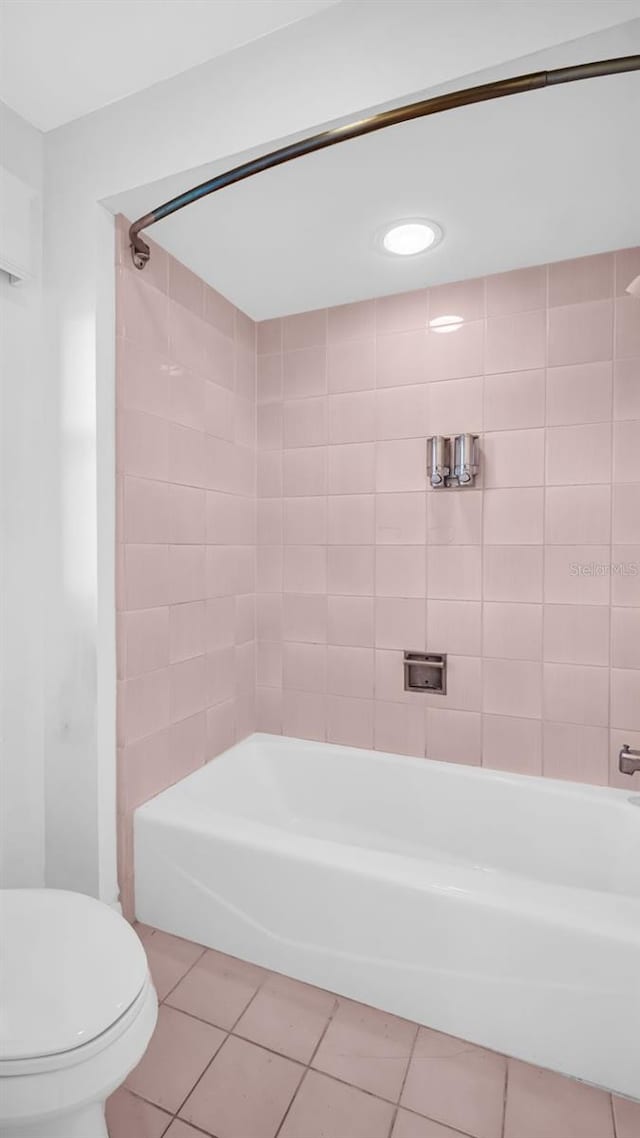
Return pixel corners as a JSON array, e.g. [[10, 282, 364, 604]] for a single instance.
[[379, 219, 442, 257], [429, 314, 464, 333]]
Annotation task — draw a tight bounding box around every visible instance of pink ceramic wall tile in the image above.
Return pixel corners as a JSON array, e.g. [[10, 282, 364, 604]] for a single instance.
[[205, 648, 235, 706], [206, 700, 236, 755], [119, 730, 171, 812], [168, 545, 206, 604], [257, 318, 282, 355], [169, 602, 206, 663], [327, 595, 374, 647], [257, 354, 283, 405], [430, 277, 485, 323], [257, 544, 283, 594], [483, 658, 542, 719], [283, 594, 327, 644], [327, 646, 375, 699], [117, 268, 169, 353], [376, 330, 428, 388], [546, 423, 611, 485], [546, 362, 612, 426], [283, 643, 326, 693], [283, 546, 327, 594], [376, 546, 426, 598], [483, 488, 543, 545], [427, 491, 482, 546], [257, 500, 283, 545], [613, 484, 640, 543], [428, 375, 483, 435], [118, 409, 169, 481], [284, 396, 327, 447], [206, 325, 235, 390], [327, 546, 375, 596], [548, 300, 613, 366], [168, 257, 202, 311], [545, 485, 611, 545], [430, 654, 481, 712], [376, 439, 426, 492], [283, 447, 327, 496], [119, 667, 171, 744], [548, 252, 613, 307], [615, 296, 640, 359], [426, 709, 482, 765], [282, 690, 326, 741], [125, 545, 170, 610], [482, 715, 542, 776], [255, 687, 282, 733], [170, 656, 207, 723], [376, 493, 426, 544], [328, 391, 376, 443], [168, 484, 206, 544], [427, 320, 484, 382], [328, 443, 376, 494], [169, 711, 207, 773], [283, 347, 327, 400], [613, 420, 640, 483], [483, 369, 545, 432], [543, 604, 610, 666], [376, 289, 427, 334], [205, 380, 235, 441], [611, 546, 640, 607], [485, 265, 546, 316], [257, 594, 283, 642], [328, 339, 376, 393], [427, 546, 482, 600], [483, 602, 542, 661], [124, 477, 171, 544], [169, 370, 206, 431], [611, 668, 640, 730], [168, 423, 205, 487], [257, 640, 283, 687], [257, 452, 282, 498], [485, 310, 545, 374], [483, 429, 545, 487], [284, 497, 327, 544], [612, 606, 640, 668], [117, 338, 170, 419], [283, 310, 327, 351], [376, 385, 428, 440], [257, 404, 283, 451], [427, 600, 482, 656], [375, 597, 426, 650], [168, 301, 210, 378], [328, 299, 376, 343], [205, 597, 235, 650], [543, 546, 611, 606], [483, 546, 543, 603], [120, 608, 170, 679], [235, 594, 255, 645], [327, 696, 374, 748], [374, 701, 425, 757], [542, 722, 608, 784], [543, 663, 609, 727], [328, 495, 375, 544], [375, 649, 415, 705], [204, 286, 235, 339]]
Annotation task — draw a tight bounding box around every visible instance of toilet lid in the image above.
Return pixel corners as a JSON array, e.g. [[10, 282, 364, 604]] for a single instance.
[[0, 889, 149, 1061]]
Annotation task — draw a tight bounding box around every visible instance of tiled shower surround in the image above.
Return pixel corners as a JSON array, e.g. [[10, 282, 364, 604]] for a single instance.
[[116, 229, 640, 913]]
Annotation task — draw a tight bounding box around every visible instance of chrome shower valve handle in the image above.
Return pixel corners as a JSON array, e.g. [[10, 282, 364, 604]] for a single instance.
[[619, 745, 640, 775]]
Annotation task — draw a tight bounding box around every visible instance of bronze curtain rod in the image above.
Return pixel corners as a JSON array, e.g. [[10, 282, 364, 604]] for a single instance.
[[130, 54, 640, 269]]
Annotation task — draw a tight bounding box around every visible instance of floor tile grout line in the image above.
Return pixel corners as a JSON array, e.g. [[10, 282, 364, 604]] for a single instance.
[[386, 1019, 420, 1138], [157, 943, 209, 1005], [273, 993, 339, 1138], [501, 1055, 510, 1138]]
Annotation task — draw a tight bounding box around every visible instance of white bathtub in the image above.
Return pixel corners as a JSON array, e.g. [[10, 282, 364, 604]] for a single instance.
[[135, 733, 640, 1099]]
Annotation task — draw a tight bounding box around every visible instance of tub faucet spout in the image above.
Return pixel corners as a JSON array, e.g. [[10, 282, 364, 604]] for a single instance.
[[619, 745, 640, 775]]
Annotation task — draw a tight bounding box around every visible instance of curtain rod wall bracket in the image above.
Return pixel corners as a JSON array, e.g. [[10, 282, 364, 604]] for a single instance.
[[128, 54, 640, 271]]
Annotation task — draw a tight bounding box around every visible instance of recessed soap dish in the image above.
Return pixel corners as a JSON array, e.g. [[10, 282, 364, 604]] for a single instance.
[[404, 651, 447, 694]]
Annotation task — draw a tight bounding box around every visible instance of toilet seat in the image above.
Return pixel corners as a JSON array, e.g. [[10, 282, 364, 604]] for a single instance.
[[0, 889, 148, 1064]]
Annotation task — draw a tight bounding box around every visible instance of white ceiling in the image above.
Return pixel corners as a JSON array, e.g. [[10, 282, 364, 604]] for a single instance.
[[109, 18, 640, 320], [0, 0, 338, 131]]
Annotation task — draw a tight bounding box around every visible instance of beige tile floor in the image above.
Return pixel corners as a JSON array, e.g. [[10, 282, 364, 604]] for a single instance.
[[106, 925, 640, 1138]]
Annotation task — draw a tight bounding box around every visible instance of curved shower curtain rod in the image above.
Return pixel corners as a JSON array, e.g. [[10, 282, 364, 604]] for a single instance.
[[129, 53, 640, 269]]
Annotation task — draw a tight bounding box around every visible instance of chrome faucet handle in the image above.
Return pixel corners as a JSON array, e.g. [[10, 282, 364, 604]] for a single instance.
[[619, 744, 640, 775]]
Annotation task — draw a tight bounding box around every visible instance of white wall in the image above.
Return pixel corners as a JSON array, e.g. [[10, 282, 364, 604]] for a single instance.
[[41, 0, 640, 902], [0, 100, 45, 886]]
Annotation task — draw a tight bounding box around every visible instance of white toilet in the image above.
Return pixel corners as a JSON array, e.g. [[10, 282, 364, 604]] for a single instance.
[[0, 889, 157, 1138]]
